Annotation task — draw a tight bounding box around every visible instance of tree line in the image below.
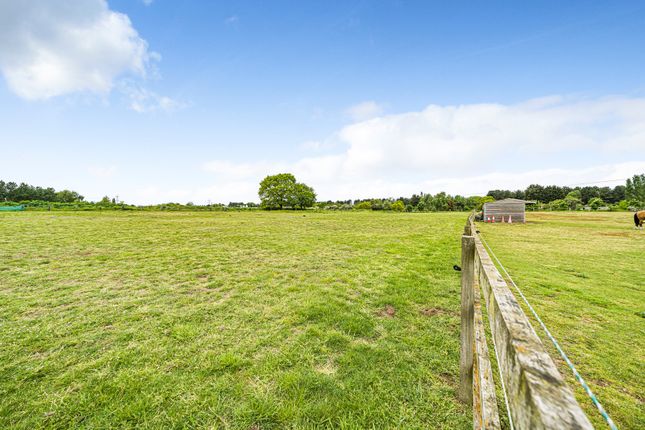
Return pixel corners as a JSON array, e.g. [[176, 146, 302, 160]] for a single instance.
[[2, 174, 644, 211], [0, 180, 84, 203], [484, 176, 645, 211], [486, 184, 626, 205], [292, 175, 645, 212], [321, 193, 490, 212]]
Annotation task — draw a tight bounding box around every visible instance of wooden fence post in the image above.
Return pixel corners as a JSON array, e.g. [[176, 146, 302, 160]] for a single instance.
[[459, 235, 475, 404]]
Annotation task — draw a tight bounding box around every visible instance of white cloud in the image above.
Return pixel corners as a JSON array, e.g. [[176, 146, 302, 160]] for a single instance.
[[119, 81, 186, 113], [192, 95, 645, 203], [345, 101, 385, 121], [337, 95, 645, 177], [63, 94, 645, 204], [0, 0, 161, 102], [142, 0, 154, 5], [225, 15, 239, 25]]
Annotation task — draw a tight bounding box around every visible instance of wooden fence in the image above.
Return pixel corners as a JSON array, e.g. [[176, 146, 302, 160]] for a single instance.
[[460, 215, 593, 429]]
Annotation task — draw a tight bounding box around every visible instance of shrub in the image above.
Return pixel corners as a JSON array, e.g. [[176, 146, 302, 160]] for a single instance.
[[370, 200, 383, 210], [391, 200, 405, 212], [548, 199, 569, 211], [588, 197, 605, 210]]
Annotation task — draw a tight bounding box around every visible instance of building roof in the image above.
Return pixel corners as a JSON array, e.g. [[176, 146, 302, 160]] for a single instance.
[[487, 198, 536, 204]]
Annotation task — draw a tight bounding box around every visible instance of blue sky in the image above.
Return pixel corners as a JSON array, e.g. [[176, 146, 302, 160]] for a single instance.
[[1, 0, 645, 203]]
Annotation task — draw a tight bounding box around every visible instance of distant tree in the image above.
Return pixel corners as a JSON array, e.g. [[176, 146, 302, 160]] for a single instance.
[[258, 173, 316, 209], [6, 182, 17, 195], [370, 199, 384, 210], [354, 201, 372, 210], [511, 189, 526, 200], [598, 187, 613, 204], [12, 183, 33, 201], [42, 187, 57, 201], [625, 174, 645, 206], [548, 199, 568, 211], [55, 190, 83, 203], [476, 195, 495, 210], [431, 192, 450, 211], [487, 189, 512, 200], [525, 184, 545, 202], [259, 173, 296, 209], [579, 186, 600, 204], [588, 197, 605, 210], [609, 185, 625, 203], [564, 190, 582, 210], [465, 196, 480, 211], [615, 199, 630, 211], [453, 195, 467, 211], [488, 189, 525, 200], [419, 194, 433, 211], [391, 200, 405, 212], [543, 185, 567, 203]]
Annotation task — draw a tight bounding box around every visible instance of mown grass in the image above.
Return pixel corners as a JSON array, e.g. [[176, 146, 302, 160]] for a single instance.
[[478, 211, 645, 429], [0, 211, 471, 429]]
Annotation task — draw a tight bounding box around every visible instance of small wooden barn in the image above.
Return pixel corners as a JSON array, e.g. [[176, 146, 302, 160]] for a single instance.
[[482, 198, 533, 223]]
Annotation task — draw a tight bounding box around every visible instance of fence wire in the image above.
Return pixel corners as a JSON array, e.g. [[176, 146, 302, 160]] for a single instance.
[[477, 230, 618, 430]]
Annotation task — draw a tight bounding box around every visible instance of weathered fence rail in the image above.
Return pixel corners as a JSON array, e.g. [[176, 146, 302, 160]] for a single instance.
[[460, 215, 593, 429]]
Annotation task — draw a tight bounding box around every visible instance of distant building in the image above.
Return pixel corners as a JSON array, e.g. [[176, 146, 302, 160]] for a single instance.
[[483, 198, 534, 223]]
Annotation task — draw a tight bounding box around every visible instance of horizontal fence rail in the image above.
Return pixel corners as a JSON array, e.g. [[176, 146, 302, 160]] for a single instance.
[[460, 215, 593, 429]]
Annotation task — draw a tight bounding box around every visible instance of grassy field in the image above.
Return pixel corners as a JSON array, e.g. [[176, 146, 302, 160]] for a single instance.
[[478, 212, 645, 429], [0, 211, 471, 429]]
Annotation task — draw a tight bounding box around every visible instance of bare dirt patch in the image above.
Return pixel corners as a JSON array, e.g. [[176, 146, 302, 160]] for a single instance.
[[376, 305, 396, 318], [438, 372, 454, 386], [420, 307, 451, 317]]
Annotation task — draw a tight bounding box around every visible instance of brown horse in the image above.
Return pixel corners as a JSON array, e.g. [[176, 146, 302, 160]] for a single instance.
[[634, 211, 645, 229]]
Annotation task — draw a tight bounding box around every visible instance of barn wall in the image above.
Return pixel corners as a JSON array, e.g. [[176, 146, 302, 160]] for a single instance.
[[483, 202, 525, 222]]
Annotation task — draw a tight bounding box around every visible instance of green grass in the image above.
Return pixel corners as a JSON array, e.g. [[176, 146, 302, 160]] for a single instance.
[[478, 212, 645, 429], [0, 211, 471, 429]]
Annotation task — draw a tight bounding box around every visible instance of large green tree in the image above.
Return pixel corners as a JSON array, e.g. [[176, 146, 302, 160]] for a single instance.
[[293, 183, 316, 209], [625, 173, 645, 206], [258, 173, 316, 209]]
